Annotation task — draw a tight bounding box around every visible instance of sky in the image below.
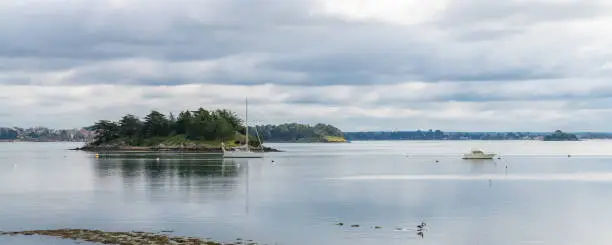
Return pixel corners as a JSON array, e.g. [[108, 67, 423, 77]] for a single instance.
[[1, 0, 612, 132]]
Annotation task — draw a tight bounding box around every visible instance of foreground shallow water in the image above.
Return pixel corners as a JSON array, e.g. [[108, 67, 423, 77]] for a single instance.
[[3, 141, 612, 245]]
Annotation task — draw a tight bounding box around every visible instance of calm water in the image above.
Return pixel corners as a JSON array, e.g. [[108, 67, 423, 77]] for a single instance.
[[3, 141, 612, 245]]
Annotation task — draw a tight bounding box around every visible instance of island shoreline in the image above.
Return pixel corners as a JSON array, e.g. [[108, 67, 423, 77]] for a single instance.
[[71, 145, 283, 153]]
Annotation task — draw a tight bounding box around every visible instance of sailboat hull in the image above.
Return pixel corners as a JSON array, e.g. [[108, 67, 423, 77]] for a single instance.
[[223, 151, 265, 158]]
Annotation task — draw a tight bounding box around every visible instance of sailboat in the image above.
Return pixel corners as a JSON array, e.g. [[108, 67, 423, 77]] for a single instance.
[[222, 98, 265, 158]]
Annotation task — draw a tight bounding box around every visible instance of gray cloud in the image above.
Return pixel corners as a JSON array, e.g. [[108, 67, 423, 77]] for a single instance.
[[1, 1, 612, 131], [0, 0, 605, 86], [440, 0, 610, 27]]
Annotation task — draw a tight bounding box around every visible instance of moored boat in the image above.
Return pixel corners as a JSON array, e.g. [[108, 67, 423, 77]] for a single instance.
[[222, 98, 265, 159], [462, 149, 496, 159]]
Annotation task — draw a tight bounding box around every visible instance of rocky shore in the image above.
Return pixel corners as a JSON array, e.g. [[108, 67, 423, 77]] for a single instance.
[[0, 229, 245, 245], [72, 145, 282, 153]]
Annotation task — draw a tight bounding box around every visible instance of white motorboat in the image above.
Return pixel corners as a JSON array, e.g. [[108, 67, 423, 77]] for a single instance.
[[462, 149, 496, 159], [222, 98, 265, 159]]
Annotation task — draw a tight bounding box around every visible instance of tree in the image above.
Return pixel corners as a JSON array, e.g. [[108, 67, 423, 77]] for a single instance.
[[142, 111, 170, 138], [0, 128, 18, 140], [175, 111, 193, 135], [168, 112, 177, 135], [187, 108, 213, 140], [118, 114, 143, 138], [213, 117, 234, 140], [215, 109, 243, 131], [91, 120, 120, 145]]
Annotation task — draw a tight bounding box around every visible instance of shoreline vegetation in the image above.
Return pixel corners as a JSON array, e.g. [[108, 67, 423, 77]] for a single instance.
[[542, 130, 579, 141], [345, 130, 587, 141], [75, 108, 347, 152], [252, 123, 347, 143]]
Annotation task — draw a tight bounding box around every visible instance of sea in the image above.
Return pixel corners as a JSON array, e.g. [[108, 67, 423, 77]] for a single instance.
[[2, 140, 612, 245]]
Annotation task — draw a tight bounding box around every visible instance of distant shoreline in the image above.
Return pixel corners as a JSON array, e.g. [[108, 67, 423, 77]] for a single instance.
[[0, 140, 87, 143]]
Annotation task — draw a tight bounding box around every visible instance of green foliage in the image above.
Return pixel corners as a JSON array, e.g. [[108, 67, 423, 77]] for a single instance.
[[253, 123, 345, 142], [0, 128, 18, 139], [119, 114, 142, 137], [175, 111, 192, 135], [91, 120, 120, 145], [543, 130, 579, 141], [90, 108, 253, 146], [142, 111, 171, 138]]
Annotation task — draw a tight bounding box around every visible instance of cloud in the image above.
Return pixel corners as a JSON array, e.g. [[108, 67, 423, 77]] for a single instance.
[[1, 0, 612, 130]]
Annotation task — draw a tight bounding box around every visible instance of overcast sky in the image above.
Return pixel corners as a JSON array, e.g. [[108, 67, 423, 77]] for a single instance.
[[1, 0, 612, 131]]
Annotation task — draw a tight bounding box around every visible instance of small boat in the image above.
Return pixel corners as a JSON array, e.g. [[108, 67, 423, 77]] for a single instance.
[[222, 98, 264, 159], [462, 149, 496, 159], [222, 143, 263, 158]]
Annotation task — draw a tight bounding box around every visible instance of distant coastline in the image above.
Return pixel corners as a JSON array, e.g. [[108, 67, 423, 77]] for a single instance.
[[344, 130, 602, 141]]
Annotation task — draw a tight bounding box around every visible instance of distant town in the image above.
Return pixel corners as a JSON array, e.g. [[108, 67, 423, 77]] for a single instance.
[[0, 127, 94, 142]]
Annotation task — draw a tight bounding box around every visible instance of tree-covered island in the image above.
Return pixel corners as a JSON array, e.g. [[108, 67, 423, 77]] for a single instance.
[[543, 130, 579, 141], [253, 123, 347, 143], [77, 108, 347, 152]]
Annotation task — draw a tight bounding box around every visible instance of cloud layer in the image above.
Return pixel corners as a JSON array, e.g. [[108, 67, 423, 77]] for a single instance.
[[1, 0, 612, 131]]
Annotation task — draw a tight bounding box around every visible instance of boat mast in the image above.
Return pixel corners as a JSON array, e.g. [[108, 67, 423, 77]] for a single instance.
[[245, 97, 249, 150]]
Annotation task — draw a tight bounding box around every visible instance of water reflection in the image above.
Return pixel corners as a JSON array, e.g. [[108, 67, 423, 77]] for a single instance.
[[92, 155, 252, 197]]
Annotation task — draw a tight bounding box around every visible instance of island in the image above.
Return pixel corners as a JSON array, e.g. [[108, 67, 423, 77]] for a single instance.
[[74, 108, 347, 153], [252, 123, 348, 143], [543, 130, 579, 141], [76, 108, 280, 152]]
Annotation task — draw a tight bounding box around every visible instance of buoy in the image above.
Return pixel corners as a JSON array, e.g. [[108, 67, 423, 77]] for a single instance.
[[95, 154, 99, 158]]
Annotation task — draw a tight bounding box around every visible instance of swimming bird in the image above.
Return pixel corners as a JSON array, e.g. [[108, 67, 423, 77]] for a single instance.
[[417, 222, 426, 229], [335, 222, 344, 226], [350, 224, 360, 228], [374, 226, 382, 229]]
